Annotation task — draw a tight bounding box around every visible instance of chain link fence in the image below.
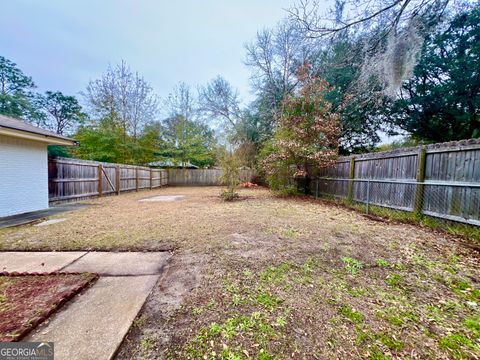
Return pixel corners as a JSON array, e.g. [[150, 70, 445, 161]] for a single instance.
[[308, 177, 480, 239]]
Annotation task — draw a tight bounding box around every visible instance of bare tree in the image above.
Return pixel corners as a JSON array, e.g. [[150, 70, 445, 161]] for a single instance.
[[198, 75, 241, 128], [288, 0, 451, 38], [288, 0, 458, 94], [83, 60, 158, 138], [245, 20, 312, 103], [129, 72, 158, 138], [162, 82, 199, 164], [244, 19, 324, 129], [163, 82, 196, 121], [84, 64, 117, 120], [198, 76, 270, 165]]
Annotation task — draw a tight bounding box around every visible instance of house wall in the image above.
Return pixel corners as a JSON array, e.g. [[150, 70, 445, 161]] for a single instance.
[[0, 134, 49, 217]]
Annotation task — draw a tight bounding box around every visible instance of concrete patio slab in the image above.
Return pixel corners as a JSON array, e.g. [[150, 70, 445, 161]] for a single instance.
[[0, 251, 87, 273], [26, 275, 159, 360], [63, 251, 171, 275], [139, 195, 185, 202], [34, 218, 67, 227]]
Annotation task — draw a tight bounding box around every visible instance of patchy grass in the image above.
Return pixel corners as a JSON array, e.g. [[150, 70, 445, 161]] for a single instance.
[[376, 258, 390, 267], [2, 187, 480, 359], [342, 257, 364, 275], [337, 198, 480, 244], [339, 304, 364, 323]]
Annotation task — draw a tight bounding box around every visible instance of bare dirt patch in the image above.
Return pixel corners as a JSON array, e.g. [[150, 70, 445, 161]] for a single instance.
[[116, 252, 208, 359], [2, 187, 479, 358], [139, 195, 186, 202], [0, 273, 98, 341]]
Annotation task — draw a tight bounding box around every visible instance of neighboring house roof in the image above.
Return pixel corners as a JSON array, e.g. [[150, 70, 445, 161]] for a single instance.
[[147, 160, 199, 169], [0, 114, 77, 146]]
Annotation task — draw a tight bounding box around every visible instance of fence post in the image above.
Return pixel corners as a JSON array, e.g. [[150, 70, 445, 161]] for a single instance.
[[135, 168, 139, 192], [115, 166, 121, 195], [150, 168, 153, 189], [98, 164, 103, 197], [366, 179, 370, 214], [414, 147, 427, 216], [347, 157, 355, 203], [48, 157, 57, 200]]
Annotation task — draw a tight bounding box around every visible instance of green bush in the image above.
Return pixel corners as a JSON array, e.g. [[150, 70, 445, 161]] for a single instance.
[[219, 151, 240, 201], [259, 140, 296, 192], [275, 185, 301, 197], [220, 190, 240, 201]]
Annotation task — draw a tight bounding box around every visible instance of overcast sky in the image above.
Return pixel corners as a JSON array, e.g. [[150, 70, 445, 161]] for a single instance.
[[1, 0, 294, 106]]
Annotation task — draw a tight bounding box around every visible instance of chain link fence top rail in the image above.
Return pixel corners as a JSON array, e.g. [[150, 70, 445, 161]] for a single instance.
[[306, 139, 480, 227], [313, 178, 480, 227]]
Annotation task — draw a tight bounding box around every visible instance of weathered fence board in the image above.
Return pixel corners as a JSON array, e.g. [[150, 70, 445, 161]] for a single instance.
[[167, 169, 255, 186], [49, 157, 167, 203], [314, 139, 480, 226]]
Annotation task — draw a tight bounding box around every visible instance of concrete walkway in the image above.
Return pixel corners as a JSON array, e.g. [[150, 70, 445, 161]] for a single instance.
[[0, 203, 89, 228], [0, 251, 170, 360]]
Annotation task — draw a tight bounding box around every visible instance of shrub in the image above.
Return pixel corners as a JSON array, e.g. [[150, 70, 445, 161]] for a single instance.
[[219, 151, 240, 201], [261, 64, 341, 191], [220, 190, 240, 201]]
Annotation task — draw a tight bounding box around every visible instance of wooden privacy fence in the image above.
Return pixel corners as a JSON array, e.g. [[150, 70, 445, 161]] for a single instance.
[[167, 168, 255, 186], [48, 157, 168, 202], [313, 139, 480, 226]]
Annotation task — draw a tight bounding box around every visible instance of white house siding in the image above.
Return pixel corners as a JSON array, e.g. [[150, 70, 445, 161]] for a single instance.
[[0, 134, 49, 217]]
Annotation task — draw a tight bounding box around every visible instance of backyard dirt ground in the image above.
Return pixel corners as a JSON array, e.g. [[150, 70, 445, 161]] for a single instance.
[[1, 187, 479, 359]]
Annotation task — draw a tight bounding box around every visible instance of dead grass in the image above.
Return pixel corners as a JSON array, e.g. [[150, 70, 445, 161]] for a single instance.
[[2, 187, 479, 359]]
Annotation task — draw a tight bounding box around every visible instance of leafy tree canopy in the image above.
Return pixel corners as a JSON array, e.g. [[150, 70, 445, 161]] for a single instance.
[[36, 91, 85, 135], [0, 56, 38, 120], [158, 115, 216, 168], [387, 8, 480, 142]]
